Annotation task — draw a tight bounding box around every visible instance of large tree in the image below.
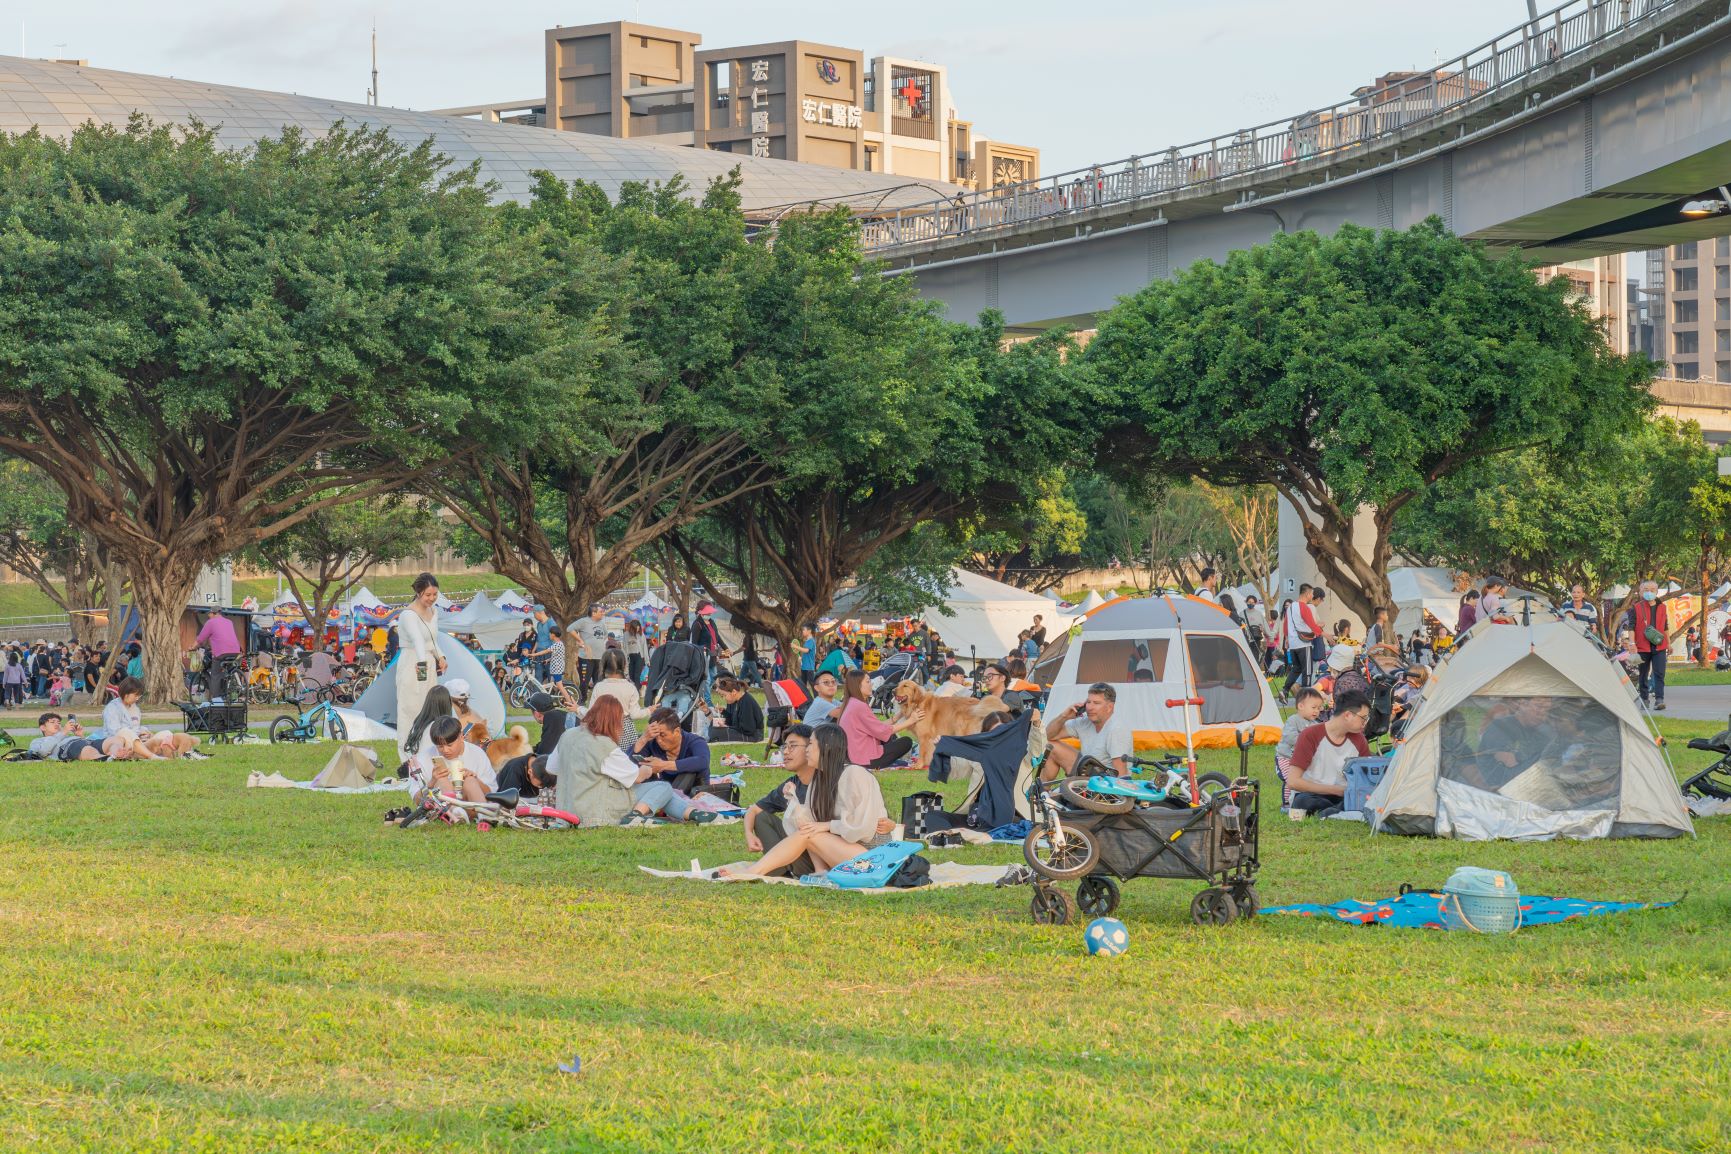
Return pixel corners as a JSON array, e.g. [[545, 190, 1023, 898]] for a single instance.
[[239, 493, 442, 640], [0, 120, 574, 700], [1086, 218, 1655, 622], [422, 173, 778, 656], [0, 456, 113, 643]]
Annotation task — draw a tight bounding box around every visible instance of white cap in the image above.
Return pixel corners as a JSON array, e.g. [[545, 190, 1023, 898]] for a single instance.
[[443, 677, 472, 700], [1326, 643, 1359, 673]]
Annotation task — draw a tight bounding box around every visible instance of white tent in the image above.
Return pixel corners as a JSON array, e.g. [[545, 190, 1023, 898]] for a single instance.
[[1389, 567, 1469, 638], [494, 589, 532, 612], [923, 570, 1072, 665], [1044, 595, 1283, 751], [352, 632, 506, 733], [629, 591, 671, 613], [1076, 589, 1110, 614], [442, 592, 523, 651], [346, 585, 389, 613], [1367, 618, 1692, 840]]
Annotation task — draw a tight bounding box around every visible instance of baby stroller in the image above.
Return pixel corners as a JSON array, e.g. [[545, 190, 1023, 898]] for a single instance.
[[870, 650, 924, 711], [644, 639, 708, 729]]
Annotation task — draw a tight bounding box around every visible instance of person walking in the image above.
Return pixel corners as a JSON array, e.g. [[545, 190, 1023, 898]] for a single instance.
[[395, 573, 447, 764], [1280, 585, 1323, 702], [1627, 580, 1670, 711]]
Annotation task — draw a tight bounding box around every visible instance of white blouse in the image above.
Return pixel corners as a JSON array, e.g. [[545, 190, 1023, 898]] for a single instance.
[[787, 764, 887, 846]]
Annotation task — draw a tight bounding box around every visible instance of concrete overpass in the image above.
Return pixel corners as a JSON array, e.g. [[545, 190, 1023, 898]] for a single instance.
[[864, 0, 1731, 332]]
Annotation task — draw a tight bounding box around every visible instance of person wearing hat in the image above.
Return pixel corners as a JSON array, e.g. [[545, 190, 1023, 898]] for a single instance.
[[1322, 643, 1371, 706], [530, 604, 553, 681], [527, 690, 572, 757], [443, 677, 485, 737], [933, 664, 972, 698]]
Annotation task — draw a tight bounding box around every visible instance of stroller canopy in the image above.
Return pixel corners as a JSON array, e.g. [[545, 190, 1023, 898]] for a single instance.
[[1044, 595, 1282, 750], [1367, 618, 1692, 840]]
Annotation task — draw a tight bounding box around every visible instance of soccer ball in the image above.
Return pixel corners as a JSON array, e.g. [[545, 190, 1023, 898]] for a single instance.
[[1084, 917, 1129, 957]]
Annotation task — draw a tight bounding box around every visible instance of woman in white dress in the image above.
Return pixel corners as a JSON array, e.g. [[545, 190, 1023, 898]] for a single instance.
[[395, 573, 447, 764]]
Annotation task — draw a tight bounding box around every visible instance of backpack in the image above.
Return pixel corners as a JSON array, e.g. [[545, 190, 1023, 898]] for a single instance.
[[824, 840, 925, 889]]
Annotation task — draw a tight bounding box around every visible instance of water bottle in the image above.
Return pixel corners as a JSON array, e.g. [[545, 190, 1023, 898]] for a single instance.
[[1220, 798, 1243, 846]]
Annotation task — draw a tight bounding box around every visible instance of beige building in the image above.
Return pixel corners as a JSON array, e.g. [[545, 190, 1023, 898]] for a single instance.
[[436, 20, 1039, 192]]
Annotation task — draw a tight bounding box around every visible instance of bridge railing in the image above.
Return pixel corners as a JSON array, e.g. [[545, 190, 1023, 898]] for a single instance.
[[859, 0, 1697, 254]]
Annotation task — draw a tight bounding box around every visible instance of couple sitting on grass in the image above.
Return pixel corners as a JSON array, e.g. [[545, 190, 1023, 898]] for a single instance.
[[724, 722, 893, 878], [551, 697, 721, 827], [32, 679, 206, 762]]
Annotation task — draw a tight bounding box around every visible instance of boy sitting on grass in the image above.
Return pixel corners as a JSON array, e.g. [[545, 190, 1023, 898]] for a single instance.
[[1274, 687, 1324, 809]]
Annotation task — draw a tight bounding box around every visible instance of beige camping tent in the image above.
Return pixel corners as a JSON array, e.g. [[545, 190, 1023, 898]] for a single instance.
[[312, 744, 379, 790], [1367, 618, 1691, 840]]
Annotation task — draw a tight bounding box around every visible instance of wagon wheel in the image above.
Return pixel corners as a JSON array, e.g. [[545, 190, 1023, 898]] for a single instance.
[[1229, 881, 1260, 919], [1076, 876, 1121, 917], [1023, 822, 1099, 880], [1057, 776, 1133, 814], [1190, 886, 1239, 927], [1029, 885, 1075, 926]]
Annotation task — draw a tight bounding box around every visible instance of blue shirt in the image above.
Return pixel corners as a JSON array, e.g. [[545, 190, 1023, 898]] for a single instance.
[[804, 696, 840, 727], [534, 619, 552, 650]]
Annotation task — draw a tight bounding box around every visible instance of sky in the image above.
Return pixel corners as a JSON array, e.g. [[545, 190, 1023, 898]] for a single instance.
[[14, 0, 1549, 174]]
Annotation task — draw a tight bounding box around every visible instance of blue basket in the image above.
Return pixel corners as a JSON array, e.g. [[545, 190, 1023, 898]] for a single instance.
[[1441, 867, 1521, 933]]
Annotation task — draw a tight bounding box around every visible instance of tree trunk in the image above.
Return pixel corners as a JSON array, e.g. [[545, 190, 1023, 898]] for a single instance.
[[1700, 555, 1712, 669], [1290, 501, 1395, 627], [128, 563, 200, 705]]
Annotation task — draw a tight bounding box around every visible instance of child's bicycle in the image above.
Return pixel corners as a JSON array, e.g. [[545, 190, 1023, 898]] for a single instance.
[[1056, 753, 1234, 814], [398, 787, 580, 831], [268, 689, 347, 744]]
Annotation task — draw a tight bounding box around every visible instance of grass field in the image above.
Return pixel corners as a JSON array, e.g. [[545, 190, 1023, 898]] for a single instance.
[[1, 724, 1728, 1153]]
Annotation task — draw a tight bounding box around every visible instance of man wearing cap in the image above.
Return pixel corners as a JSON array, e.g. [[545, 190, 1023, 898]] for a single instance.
[[527, 691, 572, 757], [802, 670, 842, 726], [571, 604, 610, 697], [531, 605, 553, 681]]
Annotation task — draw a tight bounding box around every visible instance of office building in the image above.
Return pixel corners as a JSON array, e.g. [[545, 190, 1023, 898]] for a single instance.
[[1638, 237, 1731, 382]]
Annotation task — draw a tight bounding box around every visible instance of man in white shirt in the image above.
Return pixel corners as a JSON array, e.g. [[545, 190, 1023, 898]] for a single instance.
[[1042, 682, 1133, 779], [424, 716, 498, 803], [933, 665, 972, 698], [1194, 567, 1219, 602], [803, 671, 842, 726]]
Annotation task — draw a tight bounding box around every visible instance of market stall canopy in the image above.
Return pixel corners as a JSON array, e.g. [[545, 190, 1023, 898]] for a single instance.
[[494, 589, 532, 612], [442, 592, 522, 650]]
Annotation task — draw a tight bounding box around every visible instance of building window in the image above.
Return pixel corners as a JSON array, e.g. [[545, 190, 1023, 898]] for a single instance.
[[1720, 330, 1731, 353], [1719, 265, 1731, 292], [1720, 360, 1731, 382], [1676, 361, 1700, 380], [1676, 299, 1699, 324], [1719, 236, 1729, 258], [1675, 241, 1699, 260], [1676, 266, 1699, 292], [1676, 330, 1699, 355]]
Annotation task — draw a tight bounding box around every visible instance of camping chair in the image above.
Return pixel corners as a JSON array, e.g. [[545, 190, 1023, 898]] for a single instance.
[[764, 678, 809, 750]]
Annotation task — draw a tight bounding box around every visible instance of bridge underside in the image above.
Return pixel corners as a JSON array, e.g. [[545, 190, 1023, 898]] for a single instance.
[[899, 11, 1731, 334]]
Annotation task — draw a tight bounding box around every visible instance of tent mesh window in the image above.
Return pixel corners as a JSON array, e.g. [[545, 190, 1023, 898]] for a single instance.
[[1186, 634, 1263, 724], [1436, 694, 1623, 811], [1074, 638, 1168, 684]]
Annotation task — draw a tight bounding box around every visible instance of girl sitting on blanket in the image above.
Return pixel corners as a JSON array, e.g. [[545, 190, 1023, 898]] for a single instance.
[[719, 725, 893, 878]]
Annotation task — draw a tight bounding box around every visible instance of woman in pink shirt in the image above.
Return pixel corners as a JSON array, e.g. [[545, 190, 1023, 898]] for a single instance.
[[835, 669, 915, 770]]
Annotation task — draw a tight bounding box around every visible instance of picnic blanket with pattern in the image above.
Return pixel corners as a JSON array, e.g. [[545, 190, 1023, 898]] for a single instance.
[[1264, 891, 1676, 928]]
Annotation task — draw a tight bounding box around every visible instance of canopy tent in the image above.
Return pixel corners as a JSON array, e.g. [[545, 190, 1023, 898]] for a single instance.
[[493, 589, 533, 612], [1076, 589, 1110, 614], [1367, 618, 1692, 840], [346, 585, 389, 613], [1043, 594, 1283, 750], [442, 592, 522, 651], [628, 591, 671, 613], [922, 569, 1072, 666], [352, 632, 506, 733], [1390, 567, 1469, 638]]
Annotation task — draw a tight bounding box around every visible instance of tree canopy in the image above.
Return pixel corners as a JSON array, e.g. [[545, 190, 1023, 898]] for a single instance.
[[0, 119, 574, 698], [1085, 218, 1655, 622]]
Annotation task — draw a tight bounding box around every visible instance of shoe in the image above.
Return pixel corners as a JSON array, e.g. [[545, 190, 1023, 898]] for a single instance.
[[996, 865, 1035, 888], [688, 811, 718, 824], [1655, 701, 1667, 711], [617, 813, 646, 827], [185, 750, 211, 760]]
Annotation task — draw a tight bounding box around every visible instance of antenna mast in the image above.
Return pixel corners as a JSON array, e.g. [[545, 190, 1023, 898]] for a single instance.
[[370, 25, 379, 105]]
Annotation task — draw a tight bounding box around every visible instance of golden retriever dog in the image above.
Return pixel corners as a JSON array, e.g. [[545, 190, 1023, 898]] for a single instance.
[[888, 681, 1008, 771], [466, 719, 534, 771]]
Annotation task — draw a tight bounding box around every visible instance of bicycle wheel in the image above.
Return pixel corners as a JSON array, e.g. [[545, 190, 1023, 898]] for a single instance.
[[247, 681, 274, 706], [1057, 776, 1133, 815], [1196, 772, 1233, 802], [507, 681, 527, 709], [327, 711, 348, 743], [1023, 822, 1098, 880], [268, 715, 300, 744], [293, 679, 325, 709]]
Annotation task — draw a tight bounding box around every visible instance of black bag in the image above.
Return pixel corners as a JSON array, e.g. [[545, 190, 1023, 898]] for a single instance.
[[886, 854, 932, 888], [901, 791, 947, 837], [694, 781, 740, 806]]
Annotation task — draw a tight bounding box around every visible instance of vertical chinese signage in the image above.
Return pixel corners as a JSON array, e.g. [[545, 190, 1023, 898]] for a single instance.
[[749, 59, 770, 158]]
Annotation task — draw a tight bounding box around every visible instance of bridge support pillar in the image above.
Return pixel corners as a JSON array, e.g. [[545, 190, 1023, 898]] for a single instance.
[[1276, 494, 1375, 637]]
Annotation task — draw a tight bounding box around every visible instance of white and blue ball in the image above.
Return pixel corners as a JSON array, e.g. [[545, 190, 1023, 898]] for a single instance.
[[1084, 917, 1129, 957]]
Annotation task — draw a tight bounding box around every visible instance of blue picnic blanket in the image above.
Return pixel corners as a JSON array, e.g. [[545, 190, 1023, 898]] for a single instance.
[[987, 820, 1031, 843], [1264, 892, 1676, 929]]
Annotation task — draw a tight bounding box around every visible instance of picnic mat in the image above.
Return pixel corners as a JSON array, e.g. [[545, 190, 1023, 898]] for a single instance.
[[1264, 891, 1677, 929], [246, 771, 409, 795], [640, 861, 1012, 893]]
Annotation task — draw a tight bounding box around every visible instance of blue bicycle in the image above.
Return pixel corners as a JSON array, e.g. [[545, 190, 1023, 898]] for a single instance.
[[1058, 754, 1232, 814], [269, 688, 348, 744]]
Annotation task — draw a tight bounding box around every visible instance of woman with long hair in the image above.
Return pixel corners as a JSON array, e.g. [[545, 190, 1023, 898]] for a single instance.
[[394, 573, 446, 764], [836, 668, 914, 770], [622, 618, 649, 686], [551, 695, 638, 826], [720, 725, 892, 878], [589, 649, 651, 748], [402, 684, 456, 789]]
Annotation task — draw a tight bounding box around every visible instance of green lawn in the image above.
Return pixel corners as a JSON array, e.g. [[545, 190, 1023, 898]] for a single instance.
[[2, 728, 1728, 1153]]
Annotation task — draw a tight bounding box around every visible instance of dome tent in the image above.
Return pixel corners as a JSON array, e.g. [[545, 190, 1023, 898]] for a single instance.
[[1367, 617, 1692, 840], [1044, 594, 1282, 751], [922, 570, 1072, 666]]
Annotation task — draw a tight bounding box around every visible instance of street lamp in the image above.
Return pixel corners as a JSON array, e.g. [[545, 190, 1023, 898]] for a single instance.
[[1681, 186, 1731, 217]]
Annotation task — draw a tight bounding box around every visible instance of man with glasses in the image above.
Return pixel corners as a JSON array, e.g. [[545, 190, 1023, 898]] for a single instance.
[[741, 723, 819, 877]]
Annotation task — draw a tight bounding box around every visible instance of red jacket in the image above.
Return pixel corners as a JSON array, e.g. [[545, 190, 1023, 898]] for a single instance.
[[1630, 600, 1669, 654]]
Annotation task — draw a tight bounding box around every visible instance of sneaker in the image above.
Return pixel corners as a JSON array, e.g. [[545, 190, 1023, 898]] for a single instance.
[[185, 750, 211, 761], [688, 811, 718, 824], [617, 813, 648, 827], [1655, 701, 1668, 711]]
